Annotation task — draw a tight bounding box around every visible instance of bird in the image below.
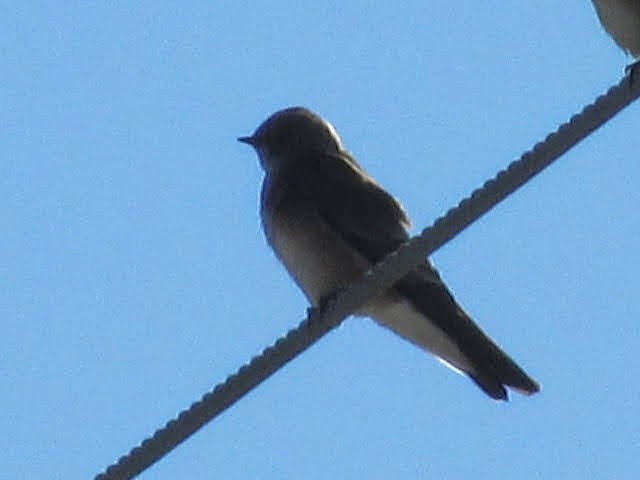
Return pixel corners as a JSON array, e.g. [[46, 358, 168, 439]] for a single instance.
[[592, 0, 640, 68], [239, 107, 540, 400]]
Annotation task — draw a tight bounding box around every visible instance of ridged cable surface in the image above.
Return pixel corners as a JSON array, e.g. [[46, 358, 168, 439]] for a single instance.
[[95, 74, 639, 480]]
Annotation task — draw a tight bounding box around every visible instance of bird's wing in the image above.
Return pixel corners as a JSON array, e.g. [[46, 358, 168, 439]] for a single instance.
[[283, 151, 539, 399], [294, 151, 411, 262]]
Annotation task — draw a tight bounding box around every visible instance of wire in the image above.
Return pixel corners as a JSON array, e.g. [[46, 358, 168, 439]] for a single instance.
[[94, 73, 640, 480]]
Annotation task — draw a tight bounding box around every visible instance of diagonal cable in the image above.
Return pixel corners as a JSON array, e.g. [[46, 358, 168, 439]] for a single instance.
[[95, 73, 639, 480]]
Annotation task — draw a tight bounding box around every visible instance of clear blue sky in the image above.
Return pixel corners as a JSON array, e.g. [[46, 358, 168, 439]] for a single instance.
[[3, 1, 639, 479]]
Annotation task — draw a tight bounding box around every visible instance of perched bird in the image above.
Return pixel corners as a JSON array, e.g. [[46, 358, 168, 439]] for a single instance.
[[592, 0, 640, 63], [239, 107, 539, 400]]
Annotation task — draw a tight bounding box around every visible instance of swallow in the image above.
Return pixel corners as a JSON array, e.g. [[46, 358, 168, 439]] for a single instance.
[[239, 107, 540, 400]]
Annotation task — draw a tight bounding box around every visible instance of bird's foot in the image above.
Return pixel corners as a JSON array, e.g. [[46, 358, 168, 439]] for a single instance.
[[625, 60, 640, 88], [306, 290, 341, 319]]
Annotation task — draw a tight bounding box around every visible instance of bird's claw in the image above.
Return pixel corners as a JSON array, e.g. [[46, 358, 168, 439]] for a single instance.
[[625, 60, 640, 88], [306, 290, 341, 319]]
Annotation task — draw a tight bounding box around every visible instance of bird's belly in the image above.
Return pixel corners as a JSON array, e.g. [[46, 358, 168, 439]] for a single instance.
[[263, 208, 370, 305]]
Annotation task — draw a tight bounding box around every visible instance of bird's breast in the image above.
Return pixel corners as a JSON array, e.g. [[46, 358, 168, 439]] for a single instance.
[[260, 192, 370, 306]]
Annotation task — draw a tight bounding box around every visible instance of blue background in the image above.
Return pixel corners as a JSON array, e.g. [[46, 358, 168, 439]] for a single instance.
[[2, 1, 639, 478]]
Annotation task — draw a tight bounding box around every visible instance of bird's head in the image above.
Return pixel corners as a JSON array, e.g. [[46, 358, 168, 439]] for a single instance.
[[238, 107, 344, 172]]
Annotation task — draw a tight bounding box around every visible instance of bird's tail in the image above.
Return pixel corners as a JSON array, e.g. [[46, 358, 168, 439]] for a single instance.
[[369, 265, 539, 400]]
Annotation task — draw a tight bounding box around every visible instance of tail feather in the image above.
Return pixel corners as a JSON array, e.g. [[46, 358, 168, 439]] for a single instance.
[[393, 264, 540, 400]]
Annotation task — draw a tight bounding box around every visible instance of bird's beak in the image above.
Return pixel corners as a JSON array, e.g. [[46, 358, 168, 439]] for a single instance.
[[237, 135, 256, 146]]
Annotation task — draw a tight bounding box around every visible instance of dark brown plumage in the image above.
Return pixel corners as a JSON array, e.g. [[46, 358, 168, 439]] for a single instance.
[[240, 107, 539, 400]]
